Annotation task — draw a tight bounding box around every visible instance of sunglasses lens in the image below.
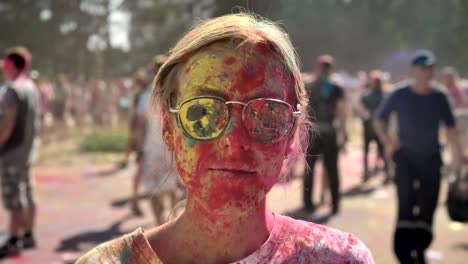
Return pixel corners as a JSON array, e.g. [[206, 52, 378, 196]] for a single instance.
[[243, 99, 294, 142], [178, 98, 228, 140]]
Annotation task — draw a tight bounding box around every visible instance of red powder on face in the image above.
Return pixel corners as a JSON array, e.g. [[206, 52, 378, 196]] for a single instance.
[[224, 57, 237, 65], [232, 63, 266, 95]]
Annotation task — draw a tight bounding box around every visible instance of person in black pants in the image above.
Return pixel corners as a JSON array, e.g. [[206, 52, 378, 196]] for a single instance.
[[303, 55, 347, 215], [374, 50, 468, 264], [358, 71, 388, 183]]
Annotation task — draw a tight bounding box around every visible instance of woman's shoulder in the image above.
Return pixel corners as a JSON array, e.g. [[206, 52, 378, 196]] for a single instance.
[[75, 228, 160, 264], [272, 213, 374, 263]]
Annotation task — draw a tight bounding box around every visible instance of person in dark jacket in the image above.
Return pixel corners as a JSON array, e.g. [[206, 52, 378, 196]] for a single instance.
[[374, 50, 468, 264]]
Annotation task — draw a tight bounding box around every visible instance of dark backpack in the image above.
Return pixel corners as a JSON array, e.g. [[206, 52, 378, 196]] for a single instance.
[[446, 167, 468, 222]]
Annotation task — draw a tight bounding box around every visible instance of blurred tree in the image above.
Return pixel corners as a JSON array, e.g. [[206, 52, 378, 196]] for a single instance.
[[279, 0, 468, 77], [121, 0, 214, 70], [1, 0, 468, 79], [0, 0, 121, 79], [213, 0, 281, 19]]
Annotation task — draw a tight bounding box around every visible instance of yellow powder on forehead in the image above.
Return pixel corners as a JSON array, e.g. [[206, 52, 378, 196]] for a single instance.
[[181, 44, 243, 93]]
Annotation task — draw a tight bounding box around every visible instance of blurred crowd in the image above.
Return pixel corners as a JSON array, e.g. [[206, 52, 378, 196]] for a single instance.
[[3, 53, 467, 139], [1, 44, 468, 263], [28, 74, 135, 131]]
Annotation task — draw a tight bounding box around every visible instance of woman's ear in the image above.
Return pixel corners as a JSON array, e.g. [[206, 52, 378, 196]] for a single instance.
[[285, 137, 295, 158], [161, 102, 175, 151], [284, 121, 303, 160]]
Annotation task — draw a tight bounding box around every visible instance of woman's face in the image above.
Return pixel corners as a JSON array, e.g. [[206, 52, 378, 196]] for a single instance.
[[166, 42, 295, 215]]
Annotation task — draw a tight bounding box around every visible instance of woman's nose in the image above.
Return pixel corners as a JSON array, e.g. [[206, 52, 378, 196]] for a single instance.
[[218, 105, 250, 151]]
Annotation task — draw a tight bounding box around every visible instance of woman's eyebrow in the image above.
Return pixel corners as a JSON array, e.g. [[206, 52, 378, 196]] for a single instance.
[[192, 85, 226, 97]]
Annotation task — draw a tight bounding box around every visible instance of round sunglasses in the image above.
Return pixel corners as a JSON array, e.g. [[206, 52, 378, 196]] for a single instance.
[[169, 96, 300, 143]]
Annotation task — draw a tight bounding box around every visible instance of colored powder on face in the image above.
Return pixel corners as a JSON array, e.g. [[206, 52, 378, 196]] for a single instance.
[[224, 57, 237, 65], [171, 42, 294, 214], [183, 136, 198, 147], [224, 116, 236, 134], [233, 63, 265, 95], [247, 65, 256, 77]]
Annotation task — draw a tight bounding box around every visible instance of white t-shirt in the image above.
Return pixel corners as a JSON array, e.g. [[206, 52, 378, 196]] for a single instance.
[[77, 213, 374, 263]]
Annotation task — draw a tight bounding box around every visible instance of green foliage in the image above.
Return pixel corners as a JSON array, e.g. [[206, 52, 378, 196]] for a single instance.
[[279, 0, 468, 74], [2, 0, 468, 78], [81, 130, 128, 152]]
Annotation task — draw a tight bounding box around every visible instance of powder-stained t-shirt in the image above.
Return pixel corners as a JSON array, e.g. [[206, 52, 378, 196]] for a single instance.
[[76, 213, 374, 264], [375, 84, 455, 155]]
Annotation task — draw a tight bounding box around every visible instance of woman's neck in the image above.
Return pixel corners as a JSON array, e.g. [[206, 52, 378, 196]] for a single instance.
[[150, 196, 275, 263]]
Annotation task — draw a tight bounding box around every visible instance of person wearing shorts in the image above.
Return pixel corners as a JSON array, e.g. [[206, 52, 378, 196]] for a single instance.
[[0, 47, 39, 259]]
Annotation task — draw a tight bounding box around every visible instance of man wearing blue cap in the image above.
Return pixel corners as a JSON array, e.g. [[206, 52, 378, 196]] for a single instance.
[[374, 50, 468, 263]]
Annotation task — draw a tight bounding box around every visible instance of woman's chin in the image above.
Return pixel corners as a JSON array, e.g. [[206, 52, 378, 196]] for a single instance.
[[196, 191, 267, 217]]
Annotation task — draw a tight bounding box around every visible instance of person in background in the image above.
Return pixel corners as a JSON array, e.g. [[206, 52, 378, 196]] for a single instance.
[[374, 50, 468, 264], [77, 13, 373, 263], [0, 60, 4, 82], [303, 54, 348, 215], [139, 54, 182, 226], [357, 70, 388, 184], [0, 47, 39, 259], [119, 70, 150, 216], [52, 73, 69, 123], [440, 66, 467, 109], [0, 60, 5, 129]]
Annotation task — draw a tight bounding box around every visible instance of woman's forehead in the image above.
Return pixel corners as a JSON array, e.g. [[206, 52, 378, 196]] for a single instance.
[[176, 42, 294, 102]]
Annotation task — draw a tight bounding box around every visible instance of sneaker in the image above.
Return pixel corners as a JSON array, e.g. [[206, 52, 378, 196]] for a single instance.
[[0, 241, 21, 259], [331, 205, 340, 216], [303, 204, 316, 213], [22, 234, 36, 250]]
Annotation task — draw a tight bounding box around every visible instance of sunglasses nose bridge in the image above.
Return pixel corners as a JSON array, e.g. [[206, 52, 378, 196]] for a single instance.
[[222, 101, 249, 136], [225, 101, 247, 120]]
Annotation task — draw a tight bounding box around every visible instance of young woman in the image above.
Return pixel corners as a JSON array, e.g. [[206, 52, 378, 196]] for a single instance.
[[77, 13, 373, 263]]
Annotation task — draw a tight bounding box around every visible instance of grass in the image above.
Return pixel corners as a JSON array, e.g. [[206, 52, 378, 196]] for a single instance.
[[36, 124, 128, 166], [80, 130, 128, 153]]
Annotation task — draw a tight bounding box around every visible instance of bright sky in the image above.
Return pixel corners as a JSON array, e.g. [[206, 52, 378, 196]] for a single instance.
[[109, 0, 130, 51]]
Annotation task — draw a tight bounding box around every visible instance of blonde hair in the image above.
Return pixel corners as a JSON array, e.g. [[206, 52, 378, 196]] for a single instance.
[[152, 13, 310, 159]]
